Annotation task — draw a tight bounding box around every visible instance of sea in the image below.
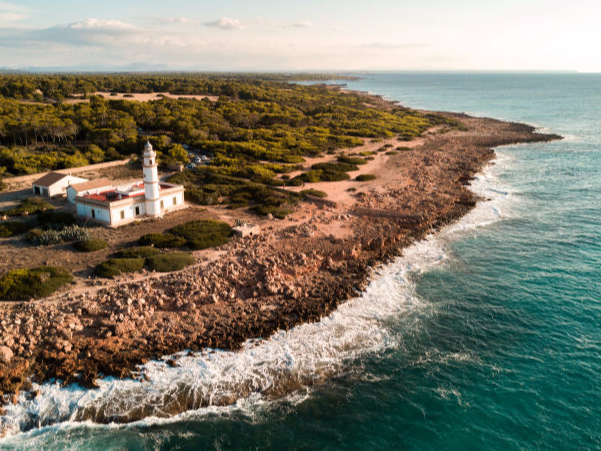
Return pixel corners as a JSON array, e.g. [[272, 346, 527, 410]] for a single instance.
[[1, 73, 600, 449]]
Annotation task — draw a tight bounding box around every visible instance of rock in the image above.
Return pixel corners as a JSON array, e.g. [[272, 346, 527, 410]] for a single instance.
[[0, 346, 13, 363]]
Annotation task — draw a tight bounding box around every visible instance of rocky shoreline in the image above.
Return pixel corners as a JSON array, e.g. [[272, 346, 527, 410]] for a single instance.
[[0, 111, 560, 429]]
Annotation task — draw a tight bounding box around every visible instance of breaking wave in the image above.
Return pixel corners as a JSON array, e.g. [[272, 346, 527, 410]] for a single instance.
[[0, 152, 516, 443]]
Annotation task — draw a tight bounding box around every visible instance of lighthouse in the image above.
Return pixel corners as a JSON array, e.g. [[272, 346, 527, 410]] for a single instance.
[[143, 141, 161, 217]]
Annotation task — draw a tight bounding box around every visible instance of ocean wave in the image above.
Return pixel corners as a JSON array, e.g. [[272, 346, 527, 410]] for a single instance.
[[0, 155, 516, 442]]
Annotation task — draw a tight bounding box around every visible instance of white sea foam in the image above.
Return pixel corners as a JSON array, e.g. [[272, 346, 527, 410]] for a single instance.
[[0, 154, 516, 442]]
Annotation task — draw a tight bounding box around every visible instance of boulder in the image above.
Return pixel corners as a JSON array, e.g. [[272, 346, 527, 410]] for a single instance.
[[0, 346, 13, 364]]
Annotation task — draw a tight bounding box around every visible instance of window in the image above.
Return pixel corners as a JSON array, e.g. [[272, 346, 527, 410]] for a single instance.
[[120, 210, 125, 220], [34, 186, 41, 195], [135, 206, 140, 216], [91, 209, 95, 219], [149, 158, 153, 165], [160, 200, 164, 210], [173, 196, 177, 205]]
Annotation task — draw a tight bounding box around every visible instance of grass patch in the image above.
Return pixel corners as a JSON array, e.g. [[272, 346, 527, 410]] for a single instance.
[[359, 151, 376, 156], [139, 232, 186, 248], [145, 252, 195, 272], [0, 266, 72, 300], [94, 258, 145, 278], [0, 221, 33, 238], [5, 198, 54, 217], [300, 189, 328, 198], [73, 238, 108, 252], [355, 174, 377, 182], [170, 220, 232, 250], [385, 150, 399, 155], [396, 146, 412, 151], [115, 246, 160, 259]]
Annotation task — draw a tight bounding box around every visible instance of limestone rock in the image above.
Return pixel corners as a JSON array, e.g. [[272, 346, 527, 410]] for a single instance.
[[0, 346, 13, 364]]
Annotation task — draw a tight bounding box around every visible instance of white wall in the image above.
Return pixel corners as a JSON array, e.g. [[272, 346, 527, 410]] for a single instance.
[[110, 202, 146, 226], [159, 190, 185, 213], [76, 203, 111, 223]]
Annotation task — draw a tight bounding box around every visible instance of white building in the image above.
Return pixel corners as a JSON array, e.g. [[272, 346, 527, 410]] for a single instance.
[[74, 142, 186, 227], [66, 178, 113, 203], [32, 172, 88, 197]]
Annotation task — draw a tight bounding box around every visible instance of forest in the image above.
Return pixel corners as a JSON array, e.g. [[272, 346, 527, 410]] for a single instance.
[[0, 73, 457, 213]]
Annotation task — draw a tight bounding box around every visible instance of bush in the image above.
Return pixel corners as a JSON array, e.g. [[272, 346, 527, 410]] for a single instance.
[[73, 239, 108, 252], [355, 174, 377, 182], [139, 232, 186, 248], [170, 220, 232, 250], [0, 266, 73, 300], [5, 198, 54, 217], [337, 155, 367, 165], [300, 189, 328, 198], [293, 169, 350, 184], [145, 252, 195, 272], [94, 258, 145, 278], [396, 146, 411, 151], [30, 225, 90, 246], [311, 162, 358, 172], [37, 211, 76, 227], [0, 221, 32, 238], [252, 205, 292, 219], [385, 150, 399, 155], [116, 246, 160, 258]]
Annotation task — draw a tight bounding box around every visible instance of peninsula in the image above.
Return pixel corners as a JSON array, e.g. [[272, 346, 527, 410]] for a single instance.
[[0, 74, 560, 432]]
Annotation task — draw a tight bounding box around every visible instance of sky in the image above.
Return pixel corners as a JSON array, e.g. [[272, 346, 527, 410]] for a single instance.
[[0, 0, 599, 72]]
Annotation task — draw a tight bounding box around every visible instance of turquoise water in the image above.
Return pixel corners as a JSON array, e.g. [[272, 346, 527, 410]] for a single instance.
[[2, 73, 601, 449]]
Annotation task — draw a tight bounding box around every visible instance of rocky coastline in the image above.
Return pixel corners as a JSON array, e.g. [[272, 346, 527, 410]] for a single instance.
[[0, 110, 560, 430]]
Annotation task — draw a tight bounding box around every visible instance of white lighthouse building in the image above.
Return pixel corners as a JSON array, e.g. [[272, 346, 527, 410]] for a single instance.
[[73, 142, 186, 227], [143, 141, 161, 217]]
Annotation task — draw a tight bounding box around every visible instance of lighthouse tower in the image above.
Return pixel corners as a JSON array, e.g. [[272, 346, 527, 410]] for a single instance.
[[143, 141, 161, 217]]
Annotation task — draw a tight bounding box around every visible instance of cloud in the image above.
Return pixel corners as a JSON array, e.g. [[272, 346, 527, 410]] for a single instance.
[[204, 17, 245, 30], [39, 19, 140, 45], [0, 1, 28, 24]]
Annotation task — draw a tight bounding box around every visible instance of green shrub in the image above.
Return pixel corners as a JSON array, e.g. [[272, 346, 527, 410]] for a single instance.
[[0, 266, 73, 300], [288, 178, 303, 187], [396, 146, 412, 151], [37, 211, 76, 226], [355, 174, 377, 182], [311, 162, 358, 172], [0, 221, 32, 238], [5, 198, 54, 217], [300, 189, 328, 198], [145, 252, 195, 272], [337, 155, 367, 165], [139, 232, 186, 248], [293, 169, 350, 184], [359, 151, 376, 156], [30, 225, 89, 246], [116, 246, 160, 258], [73, 239, 108, 252], [170, 220, 232, 250], [26, 228, 44, 242], [94, 258, 145, 278], [385, 150, 399, 155], [252, 205, 292, 219]]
